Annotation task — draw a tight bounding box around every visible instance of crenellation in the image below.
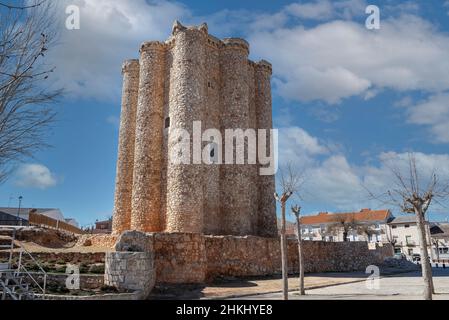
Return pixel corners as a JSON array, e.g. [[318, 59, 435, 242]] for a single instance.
[[139, 41, 167, 53]]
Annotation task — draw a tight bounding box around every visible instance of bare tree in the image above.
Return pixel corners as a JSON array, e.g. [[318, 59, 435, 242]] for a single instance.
[[274, 162, 302, 300], [356, 223, 381, 242], [368, 153, 449, 300], [326, 213, 358, 242], [0, 0, 61, 183], [291, 204, 305, 295]]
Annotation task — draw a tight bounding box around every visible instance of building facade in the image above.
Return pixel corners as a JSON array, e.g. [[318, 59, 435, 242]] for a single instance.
[[112, 21, 277, 237], [299, 209, 393, 243], [388, 217, 449, 260]]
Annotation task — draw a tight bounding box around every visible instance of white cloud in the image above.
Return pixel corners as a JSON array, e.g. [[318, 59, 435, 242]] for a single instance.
[[49, 0, 190, 101], [278, 126, 449, 210], [15, 164, 58, 190], [286, 1, 335, 21], [47, 0, 449, 107], [249, 14, 449, 104], [406, 93, 449, 143]]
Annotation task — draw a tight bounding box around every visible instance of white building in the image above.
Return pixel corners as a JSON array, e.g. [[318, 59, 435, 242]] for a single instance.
[[299, 209, 393, 243], [388, 217, 449, 260], [0, 207, 79, 228]]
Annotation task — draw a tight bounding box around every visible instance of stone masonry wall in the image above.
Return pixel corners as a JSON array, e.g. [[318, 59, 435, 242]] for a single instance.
[[17, 234, 393, 286], [112, 21, 278, 237], [104, 252, 154, 298], [152, 234, 393, 284], [153, 233, 206, 284]]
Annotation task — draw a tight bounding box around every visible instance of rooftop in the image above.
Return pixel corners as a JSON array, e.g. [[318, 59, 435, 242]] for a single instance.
[[388, 216, 417, 225], [300, 209, 391, 225]]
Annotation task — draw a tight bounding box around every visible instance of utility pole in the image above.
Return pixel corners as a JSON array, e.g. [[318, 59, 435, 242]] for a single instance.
[[17, 196, 23, 226]]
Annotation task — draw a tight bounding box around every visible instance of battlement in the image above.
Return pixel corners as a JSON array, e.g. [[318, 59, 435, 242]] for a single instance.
[[222, 38, 250, 54], [255, 59, 273, 75], [140, 41, 167, 53], [121, 59, 139, 74], [172, 20, 208, 35]]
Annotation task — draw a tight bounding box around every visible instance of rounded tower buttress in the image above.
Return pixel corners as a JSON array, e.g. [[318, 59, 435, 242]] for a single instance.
[[166, 25, 208, 233], [131, 41, 166, 232], [112, 59, 140, 235]]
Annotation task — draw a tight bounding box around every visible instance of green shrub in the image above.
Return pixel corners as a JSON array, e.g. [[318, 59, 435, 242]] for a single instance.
[[88, 264, 105, 274]]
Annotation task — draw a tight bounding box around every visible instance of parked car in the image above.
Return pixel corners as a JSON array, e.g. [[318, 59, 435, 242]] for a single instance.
[[412, 254, 421, 262]]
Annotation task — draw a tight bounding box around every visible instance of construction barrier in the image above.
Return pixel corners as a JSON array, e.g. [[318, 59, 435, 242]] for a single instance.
[[29, 212, 85, 235]]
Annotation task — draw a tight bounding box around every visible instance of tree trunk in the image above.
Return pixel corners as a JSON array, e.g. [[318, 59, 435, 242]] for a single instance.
[[280, 202, 288, 300], [415, 206, 433, 300], [435, 242, 440, 261], [295, 215, 305, 295]]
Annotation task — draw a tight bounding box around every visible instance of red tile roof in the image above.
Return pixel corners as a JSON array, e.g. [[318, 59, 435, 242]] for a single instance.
[[300, 209, 391, 225]]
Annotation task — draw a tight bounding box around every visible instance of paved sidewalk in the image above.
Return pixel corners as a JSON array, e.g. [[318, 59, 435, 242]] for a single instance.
[[150, 269, 417, 300], [230, 268, 449, 300]]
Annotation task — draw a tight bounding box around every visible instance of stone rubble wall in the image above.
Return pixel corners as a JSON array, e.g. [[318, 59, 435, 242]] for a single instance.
[[153, 233, 206, 283], [152, 233, 393, 284], [76, 234, 118, 248], [104, 231, 155, 298], [20, 233, 393, 286], [104, 252, 154, 299]]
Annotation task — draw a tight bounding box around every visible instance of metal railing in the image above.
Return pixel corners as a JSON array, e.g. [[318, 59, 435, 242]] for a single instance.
[[0, 227, 47, 299]]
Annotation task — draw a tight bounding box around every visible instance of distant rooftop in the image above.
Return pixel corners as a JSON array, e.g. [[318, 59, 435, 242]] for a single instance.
[[300, 209, 392, 225], [388, 216, 417, 225], [0, 208, 78, 227]]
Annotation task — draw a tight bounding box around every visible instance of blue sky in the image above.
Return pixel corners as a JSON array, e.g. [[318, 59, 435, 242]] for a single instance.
[[2, 0, 449, 227]]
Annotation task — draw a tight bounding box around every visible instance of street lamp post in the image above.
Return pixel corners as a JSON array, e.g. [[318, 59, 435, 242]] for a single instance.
[[17, 196, 23, 226]]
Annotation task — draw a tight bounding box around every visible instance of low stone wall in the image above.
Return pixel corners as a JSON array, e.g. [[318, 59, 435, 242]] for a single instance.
[[31, 273, 104, 290], [0, 251, 105, 265], [153, 233, 206, 284], [204, 236, 392, 280], [104, 252, 154, 298], [104, 232, 156, 298], [4, 233, 393, 287]]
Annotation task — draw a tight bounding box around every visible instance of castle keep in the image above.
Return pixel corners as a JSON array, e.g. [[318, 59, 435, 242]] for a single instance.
[[112, 21, 277, 238]]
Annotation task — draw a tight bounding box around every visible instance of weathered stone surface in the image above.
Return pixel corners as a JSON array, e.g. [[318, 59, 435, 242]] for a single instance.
[[111, 21, 278, 237], [76, 234, 118, 248], [114, 230, 153, 252], [104, 252, 155, 299], [112, 60, 140, 235]]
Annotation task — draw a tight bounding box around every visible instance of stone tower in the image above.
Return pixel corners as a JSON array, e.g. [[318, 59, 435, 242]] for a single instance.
[[112, 21, 277, 237]]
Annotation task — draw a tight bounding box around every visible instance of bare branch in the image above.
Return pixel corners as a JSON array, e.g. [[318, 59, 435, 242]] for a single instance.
[[0, 0, 61, 183]]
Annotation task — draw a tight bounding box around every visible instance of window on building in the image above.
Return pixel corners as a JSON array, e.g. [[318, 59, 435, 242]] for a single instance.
[[408, 249, 414, 256], [404, 224, 410, 228], [406, 235, 413, 245], [439, 248, 449, 254], [392, 225, 397, 229], [165, 117, 170, 129]]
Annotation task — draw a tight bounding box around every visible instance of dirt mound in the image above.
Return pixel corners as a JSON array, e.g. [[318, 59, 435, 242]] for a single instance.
[[1, 227, 78, 249]]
